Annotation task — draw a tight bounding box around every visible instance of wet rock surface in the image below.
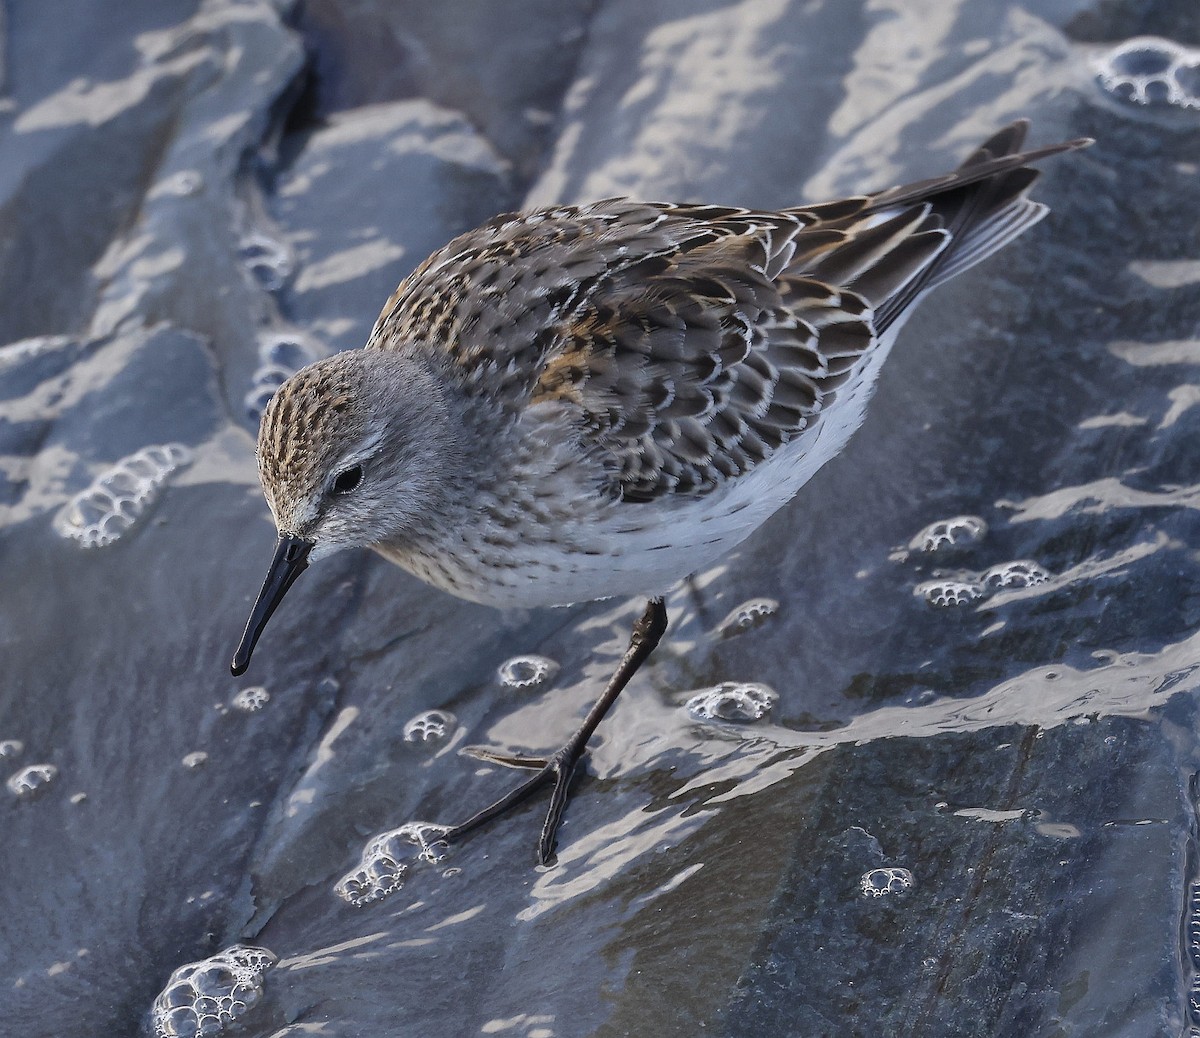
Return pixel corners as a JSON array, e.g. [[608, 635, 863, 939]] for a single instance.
[[2, 1, 1199, 1035]]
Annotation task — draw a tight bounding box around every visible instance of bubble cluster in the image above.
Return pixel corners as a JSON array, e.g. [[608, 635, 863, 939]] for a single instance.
[[244, 334, 317, 424], [914, 578, 985, 608], [403, 709, 456, 744], [150, 170, 204, 199], [498, 655, 560, 691], [54, 444, 193, 548], [230, 687, 270, 712], [980, 560, 1051, 591], [335, 823, 449, 907], [916, 557, 1054, 607], [151, 944, 276, 1038], [1184, 880, 1200, 1029], [1187, 880, 1200, 967], [860, 866, 915, 898], [7, 763, 57, 798], [238, 231, 293, 291], [716, 597, 780, 638], [685, 682, 777, 723], [1095, 37, 1200, 110], [910, 515, 988, 553]]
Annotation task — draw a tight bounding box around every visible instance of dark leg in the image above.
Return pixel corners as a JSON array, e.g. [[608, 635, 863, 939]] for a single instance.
[[442, 596, 668, 865]]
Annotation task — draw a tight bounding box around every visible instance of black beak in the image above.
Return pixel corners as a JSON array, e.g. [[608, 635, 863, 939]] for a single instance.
[[230, 535, 313, 676]]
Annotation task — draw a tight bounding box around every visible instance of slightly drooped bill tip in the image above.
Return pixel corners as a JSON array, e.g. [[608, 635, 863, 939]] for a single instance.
[[230, 535, 314, 677]]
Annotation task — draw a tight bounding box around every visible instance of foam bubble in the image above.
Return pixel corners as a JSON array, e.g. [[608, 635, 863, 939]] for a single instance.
[[498, 654, 559, 690], [403, 709, 456, 744], [7, 763, 57, 798], [914, 578, 984, 608], [716, 597, 780, 637], [860, 866, 915, 898], [151, 944, 276, 1038], [335, 823, 449, 907], [1095, 37, 1200, 110], [54, 443, 193, 548], [182, 751, 208, 770], [0, 739, 23, 758], [909, 515, 988, 553], [230, 687, 270, 712], [150, 170, 204, 199], [685, 682, 777, 723], [1188, 881, 1200, 967], [238, 232, 293, 292], [244, 334, 318, 424], [980, 560, 1052, 590]]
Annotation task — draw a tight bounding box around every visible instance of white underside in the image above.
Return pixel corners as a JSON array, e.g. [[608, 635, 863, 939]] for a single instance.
[[404, 315, 911, 609]]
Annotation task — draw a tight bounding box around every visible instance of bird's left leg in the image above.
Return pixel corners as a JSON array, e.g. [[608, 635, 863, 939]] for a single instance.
[[442, 596, 668, 864]]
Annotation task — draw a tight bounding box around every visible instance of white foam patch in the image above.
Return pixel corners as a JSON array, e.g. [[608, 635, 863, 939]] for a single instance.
[[151, 945, 276, 1038], [1095, 36, 1200, 110], [54, 444, 193, 548]]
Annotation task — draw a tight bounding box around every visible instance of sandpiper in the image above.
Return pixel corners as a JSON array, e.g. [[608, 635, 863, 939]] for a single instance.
[[231, 121, 1090, 864]]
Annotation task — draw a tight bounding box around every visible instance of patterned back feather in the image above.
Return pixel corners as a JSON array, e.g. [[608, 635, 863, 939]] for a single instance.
[[367, 121, 1089, 502]]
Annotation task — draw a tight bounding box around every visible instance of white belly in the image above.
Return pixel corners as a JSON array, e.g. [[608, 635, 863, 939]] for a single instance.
[[380, 324, 904, 608]]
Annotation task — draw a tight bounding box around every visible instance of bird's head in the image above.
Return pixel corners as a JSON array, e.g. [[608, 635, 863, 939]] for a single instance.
[[231, 348, 455, 675]]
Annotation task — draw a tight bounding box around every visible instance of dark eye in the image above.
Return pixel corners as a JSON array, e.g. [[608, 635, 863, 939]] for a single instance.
[[331, 464, 363, 495]]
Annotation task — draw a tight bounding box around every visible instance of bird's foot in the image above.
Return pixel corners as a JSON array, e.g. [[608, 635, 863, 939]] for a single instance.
[[442, 741, 585, 866], [442, 598, 668, 866], [461, 745, 551, 771]]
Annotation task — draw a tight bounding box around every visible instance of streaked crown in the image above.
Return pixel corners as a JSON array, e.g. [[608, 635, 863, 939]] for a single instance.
[[256, 352, 372, 534]]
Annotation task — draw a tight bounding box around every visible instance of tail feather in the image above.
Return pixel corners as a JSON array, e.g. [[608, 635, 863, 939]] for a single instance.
[[920, 198, 1047, 294], [864, 122, 1091, 330], [866, 121, 1090, 212]]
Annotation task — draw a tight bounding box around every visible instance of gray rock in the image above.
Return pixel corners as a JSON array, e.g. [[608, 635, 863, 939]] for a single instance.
[[273, 99, 513, 355], [1, 0, 1198, 1036], [292, 0, 594, 178]]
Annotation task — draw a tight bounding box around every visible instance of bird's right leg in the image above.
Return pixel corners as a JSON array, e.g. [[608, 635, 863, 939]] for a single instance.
[[442, 597, 668, 864]]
